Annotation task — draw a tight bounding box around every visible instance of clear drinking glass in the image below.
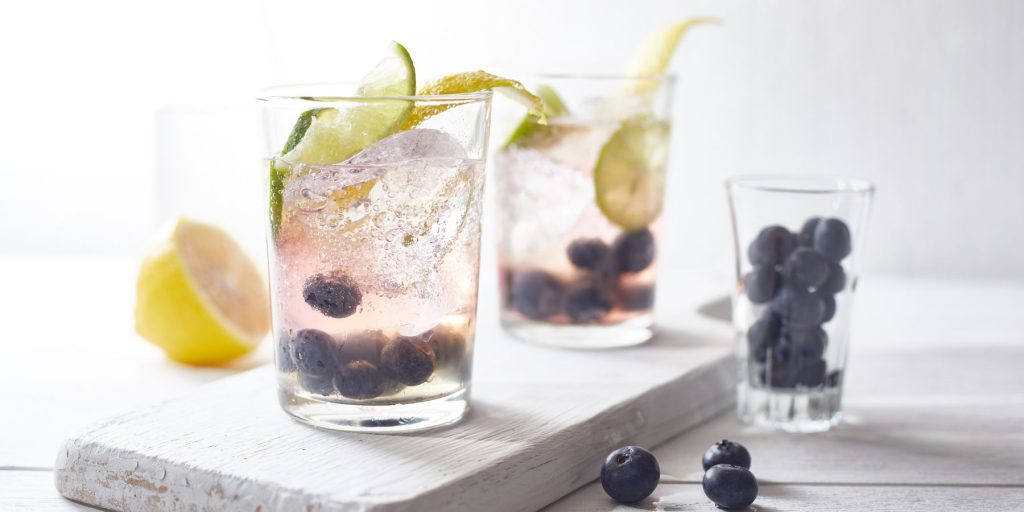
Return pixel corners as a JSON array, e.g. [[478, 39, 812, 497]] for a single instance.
[[727, 176, 874, 432], [260, 84, 492, 433], [494, 74, 675, 348]]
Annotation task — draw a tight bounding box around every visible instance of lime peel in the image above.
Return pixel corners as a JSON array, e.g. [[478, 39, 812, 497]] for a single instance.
[[626, 18, 720, 95], [401, 71, 545, 130]]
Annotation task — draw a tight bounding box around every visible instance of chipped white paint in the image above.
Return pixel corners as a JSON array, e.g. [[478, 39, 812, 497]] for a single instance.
[[54, 319, 736, 512]]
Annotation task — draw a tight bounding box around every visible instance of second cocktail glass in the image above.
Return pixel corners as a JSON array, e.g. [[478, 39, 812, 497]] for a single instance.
[[495, 74, 675, 348]]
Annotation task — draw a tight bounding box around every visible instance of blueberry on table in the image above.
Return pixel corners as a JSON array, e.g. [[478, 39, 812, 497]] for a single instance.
[[511, 270, 564, 320], [298, 371, 336, 396], [703, 464, 758, 510], [813, 217, 852, 262], [381, 335, 436, 386], [335, 360, 389, 399], [565, 286, 614, 323], [612, 229, 656, 273], [702, 440, 752, 470], [600, 446, 660, 504], [798, 217, 821, 246], [798, 358, 827, 387], [336, 330, 388, 366], [821, 294, 837, 323], [771, 287, 826, 327], [303, 271, 362, 318], [747, 225, 795, 268], [567, 238, 612, 271], [783, 247, 831, 291], [616, 284, 656, 311], [747, 313, 781, 363], [818, 262, 846, 295], [743, 266, 779, 304], [290, 329, 337, 376]]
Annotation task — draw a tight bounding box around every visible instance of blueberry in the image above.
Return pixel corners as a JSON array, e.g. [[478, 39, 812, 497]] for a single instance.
[[613, 229, 656, 273], [784, 325, 828, 360], [798, 217, 821, 246], [702, 464, 758, 510], [747, 313, 781, 363], [600, 446, 660, 504], [813, 218, 852, 262], [298, 371, 335, 396], [276, 331, 296, 373], [290, 329, 337, 376], [303, 271, 362, 318], [381, 335, 436, 386], [771, 287, 826, 327], [783, 247, 831, 291], [334, 360, 389, 399], [336, 330, 388, 366], [761, 357, 800, 388], [423, 326, 467, 374], [826, 369, 843, 388], [616, 284, 656, 311], [821, 294, 837, 323], [798, 358, 827, 387], [565, 286, 613, 323], [567, 238, 612, 271], [818, 263, 846, 295], [747, 225, 795, 268], [511, 270, 564, 320], [743, 266, 779, 304], [702, 440, 752, 470]]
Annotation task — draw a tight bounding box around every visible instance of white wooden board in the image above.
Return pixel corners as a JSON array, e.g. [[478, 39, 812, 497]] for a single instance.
[[54, 321, 735, 512]]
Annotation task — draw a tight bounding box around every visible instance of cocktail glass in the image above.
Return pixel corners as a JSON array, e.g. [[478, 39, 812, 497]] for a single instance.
[[260, 84, 491, 433], [494, 74, 674, 348]]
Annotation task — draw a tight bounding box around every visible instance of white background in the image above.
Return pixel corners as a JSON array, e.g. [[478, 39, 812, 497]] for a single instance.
[[1, 0, 1022, 282]]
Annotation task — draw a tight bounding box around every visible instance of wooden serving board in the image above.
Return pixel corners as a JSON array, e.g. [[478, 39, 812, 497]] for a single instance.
[[55, 312, 735, 512]]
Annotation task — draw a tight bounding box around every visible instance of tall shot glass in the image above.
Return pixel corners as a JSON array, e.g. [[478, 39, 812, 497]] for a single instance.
[[260, 85, 492, 433], [727, 176, 874, 432], [493, 74, 675, 348]]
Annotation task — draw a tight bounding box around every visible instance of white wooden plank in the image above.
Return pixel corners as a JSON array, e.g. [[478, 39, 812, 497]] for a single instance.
[[0, 471, 98, 511], [544, 482, 1024, 512], [54, 319, 736, 512]]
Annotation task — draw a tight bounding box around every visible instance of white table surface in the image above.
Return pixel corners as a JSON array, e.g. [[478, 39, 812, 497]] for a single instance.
[[2, 256, 1022, 511]]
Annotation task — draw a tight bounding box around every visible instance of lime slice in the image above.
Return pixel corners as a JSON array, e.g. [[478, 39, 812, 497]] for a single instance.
[[625, 18, 718, 94], [594, 116, 670, 230], [401, 71, 545, 129], [281, 41, 415, 164], [135, 219, 270, 366], [503, 85, 569, 148]]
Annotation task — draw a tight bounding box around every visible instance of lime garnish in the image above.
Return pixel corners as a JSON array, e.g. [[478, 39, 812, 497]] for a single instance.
[[503, 85, 568, 148], [625, 18, 718, 94], [400, 71, 545, 129], [594, 116, 670, 230]]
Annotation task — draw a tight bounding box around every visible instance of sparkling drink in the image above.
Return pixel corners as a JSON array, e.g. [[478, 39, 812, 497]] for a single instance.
[[494, 76, 674, 348]]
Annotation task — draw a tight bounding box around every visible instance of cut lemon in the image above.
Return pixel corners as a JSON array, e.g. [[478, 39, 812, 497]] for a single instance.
[[135, 219, 270, 366], [626, 18, 719, 95], [503, 84, 568, 148], [401, 71, 545, 129], [594, 116, 670, 230]]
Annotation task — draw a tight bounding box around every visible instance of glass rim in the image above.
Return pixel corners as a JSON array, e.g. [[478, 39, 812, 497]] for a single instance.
[[257, 82, 493, 102], [491, 71, 676, 84], [726, 175, 876, 195]]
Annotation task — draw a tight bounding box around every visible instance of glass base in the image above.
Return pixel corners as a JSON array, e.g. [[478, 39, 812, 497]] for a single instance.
[[737, 381, 842, 433], [501, 314, 653, 349], [279, 387, 469, 433]]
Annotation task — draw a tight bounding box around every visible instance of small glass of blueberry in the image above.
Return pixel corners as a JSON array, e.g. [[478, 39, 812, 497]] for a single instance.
[[726, 176, 874, 432]]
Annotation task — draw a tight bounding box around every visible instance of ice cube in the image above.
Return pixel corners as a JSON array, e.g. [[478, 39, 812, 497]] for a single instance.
[[495, 148, 592, 265], [346, 128, 467, 165]]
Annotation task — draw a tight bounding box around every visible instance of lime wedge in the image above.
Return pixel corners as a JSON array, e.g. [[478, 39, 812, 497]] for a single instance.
[[281, 41, 415, 164], [401, 71, 545, 129], [625, 18, 718, 95], [503, 85, 568, 148], [594, 116, 670, 230]]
